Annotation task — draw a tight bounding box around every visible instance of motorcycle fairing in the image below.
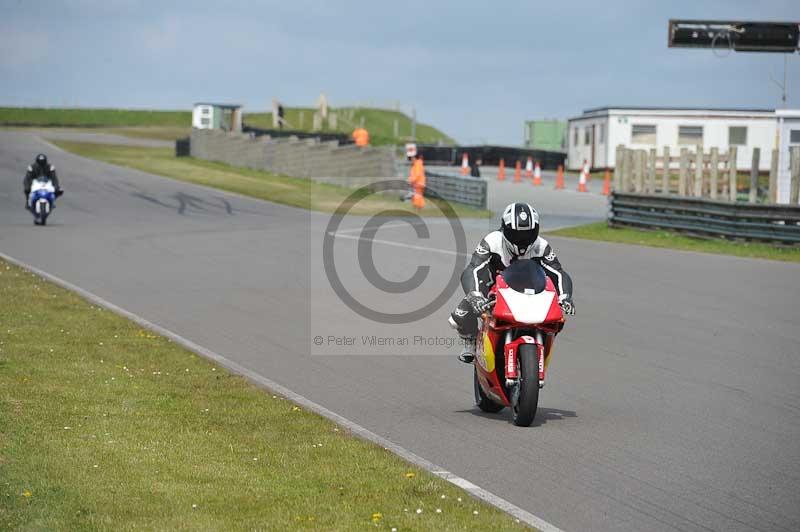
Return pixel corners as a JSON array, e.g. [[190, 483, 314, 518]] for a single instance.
[[493, 275, 563, 325], [477, 331, 495, 373]]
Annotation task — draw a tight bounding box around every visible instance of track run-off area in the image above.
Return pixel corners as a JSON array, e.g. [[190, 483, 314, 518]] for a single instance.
[[1, 131, 799, 532]]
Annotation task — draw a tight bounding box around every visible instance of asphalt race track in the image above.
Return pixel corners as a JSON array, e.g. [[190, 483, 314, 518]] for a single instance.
[[2, 131, 799, 532]]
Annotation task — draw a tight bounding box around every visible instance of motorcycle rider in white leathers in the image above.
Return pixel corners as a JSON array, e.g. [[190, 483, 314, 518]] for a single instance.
[[449, 202, 575, 363]]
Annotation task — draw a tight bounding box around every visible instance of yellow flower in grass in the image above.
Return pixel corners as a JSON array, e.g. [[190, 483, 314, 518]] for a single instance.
[[22, 490, 32, 498], [404, 471, 416, 479], [371, 512, 382, 522]]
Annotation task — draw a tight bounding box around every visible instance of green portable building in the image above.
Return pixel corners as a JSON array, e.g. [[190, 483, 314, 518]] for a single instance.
[[525, 120, 566, 152]]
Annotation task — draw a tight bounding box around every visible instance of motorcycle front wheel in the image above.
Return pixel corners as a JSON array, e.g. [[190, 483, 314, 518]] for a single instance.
[[473, 367, 504, 413], [511, 343, 539, 426]]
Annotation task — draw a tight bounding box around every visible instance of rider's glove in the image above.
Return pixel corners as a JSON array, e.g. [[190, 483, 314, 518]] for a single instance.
[[559, 294, 576, 316], [466, 291, 493, 314]]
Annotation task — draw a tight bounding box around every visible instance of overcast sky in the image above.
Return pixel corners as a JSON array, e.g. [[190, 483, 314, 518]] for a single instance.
[[1, 0, 798, 144]]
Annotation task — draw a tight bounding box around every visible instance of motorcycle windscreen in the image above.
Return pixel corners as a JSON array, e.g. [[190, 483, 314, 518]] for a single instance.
[[499, 259, 547, 294]]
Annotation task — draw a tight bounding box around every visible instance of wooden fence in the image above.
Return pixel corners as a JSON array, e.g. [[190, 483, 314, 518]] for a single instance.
[[614, 144, 800, 204]]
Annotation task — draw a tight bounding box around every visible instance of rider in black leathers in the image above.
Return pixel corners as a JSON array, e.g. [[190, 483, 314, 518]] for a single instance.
[[23, 153, 61, 209], [449, 202, 575, 363]]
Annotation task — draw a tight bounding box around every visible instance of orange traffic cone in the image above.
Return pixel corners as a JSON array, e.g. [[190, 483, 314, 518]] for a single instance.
[[533, 161, 542, 186], [460, 153, 469, 176], [555, 165, 564, 189], [525, 157, 534, 179], [514, 160, 522, 183], [602, 169, 611, 196], [578, 160, 589, 192], [498, 158, 506, 181]]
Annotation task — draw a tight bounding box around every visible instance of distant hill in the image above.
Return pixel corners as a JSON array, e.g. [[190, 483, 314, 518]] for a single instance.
[[244, 107, 454, 146], [0, 106, 455, 146]]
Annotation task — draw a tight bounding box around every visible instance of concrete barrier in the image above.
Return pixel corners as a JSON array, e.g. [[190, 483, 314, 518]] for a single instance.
[[189, 129, 395, 183], [188, 130, 486, 208]]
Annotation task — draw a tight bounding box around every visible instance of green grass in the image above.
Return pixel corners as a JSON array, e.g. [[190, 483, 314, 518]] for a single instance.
[[244, 107, 454, 146], [1, 106, 454, 146], [0, 258, 527, 530], [52, 141, 490, 218], [548, 222, 800, 263], [0, 107, 191, 128]]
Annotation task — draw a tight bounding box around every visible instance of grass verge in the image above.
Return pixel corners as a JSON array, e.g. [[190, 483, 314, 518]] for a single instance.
[[0, 258, 525, 530], [0, 107, 454, 146], [243, 107, 454, 146], [52, 141, 490, 218], [0, 107, 190, 128], [548, 222, 800, 263]]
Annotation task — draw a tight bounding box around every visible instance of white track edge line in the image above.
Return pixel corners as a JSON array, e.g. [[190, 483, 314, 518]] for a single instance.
[[0, 250, 563, 532]]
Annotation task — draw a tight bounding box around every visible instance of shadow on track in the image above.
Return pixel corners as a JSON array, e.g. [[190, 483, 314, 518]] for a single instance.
[[456, 407, 577, 427]]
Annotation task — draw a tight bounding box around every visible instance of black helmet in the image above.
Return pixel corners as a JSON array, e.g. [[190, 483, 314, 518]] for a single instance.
[[35, 153, 48, 168], [501, 202, 539, 255]]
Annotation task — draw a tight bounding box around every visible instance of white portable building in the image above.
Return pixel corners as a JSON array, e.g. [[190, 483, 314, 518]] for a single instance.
[[567, 106, 800, 203], [192, 103, 242, 132]]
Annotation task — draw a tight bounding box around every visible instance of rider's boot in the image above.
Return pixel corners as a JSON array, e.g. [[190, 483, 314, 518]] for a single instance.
[[449, 313, 477, 364], [458, 336, 476, 364]]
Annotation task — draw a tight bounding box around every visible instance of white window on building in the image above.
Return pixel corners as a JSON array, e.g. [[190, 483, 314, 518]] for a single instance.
[[584, 128, 591, 145], [631, 124, 656, 145], [200, 117, 210, 126], [678, 125, 703, 145], [728, 126, 747, 146], [599, 124, 605, 144], [574, 128, 579, 146], [790, 130, 800, 144], [201, 107, 211, 115]]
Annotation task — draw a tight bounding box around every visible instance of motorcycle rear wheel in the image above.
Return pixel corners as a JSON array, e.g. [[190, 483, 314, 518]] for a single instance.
[[511, 344, 539, 426], [474, 367, 504, 413]]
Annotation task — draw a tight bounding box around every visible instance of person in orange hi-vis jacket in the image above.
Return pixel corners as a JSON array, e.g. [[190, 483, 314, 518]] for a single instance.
[[408, 155, 426, 209], [352, 127, 370, 147]]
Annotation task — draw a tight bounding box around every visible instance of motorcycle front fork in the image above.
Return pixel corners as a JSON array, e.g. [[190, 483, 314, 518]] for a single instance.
[[505, 330, 547, 407]]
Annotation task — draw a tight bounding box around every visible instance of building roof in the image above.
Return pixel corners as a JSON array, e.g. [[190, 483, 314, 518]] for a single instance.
[[581, 105, 775, 114], [193, 102, 242, 109]]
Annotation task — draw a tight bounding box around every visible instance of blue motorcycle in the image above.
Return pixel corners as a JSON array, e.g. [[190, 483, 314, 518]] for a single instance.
[[28, 175, 62, 226]]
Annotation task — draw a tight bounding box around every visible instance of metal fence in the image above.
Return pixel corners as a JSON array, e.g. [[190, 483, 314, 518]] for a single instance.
[[425, 171, 487, 209], [609, 192, 800, 244]]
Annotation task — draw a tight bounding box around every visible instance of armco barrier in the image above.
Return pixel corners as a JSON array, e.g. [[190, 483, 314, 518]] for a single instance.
[[415, 167, 487, 209], [609, 192, 800, 244]]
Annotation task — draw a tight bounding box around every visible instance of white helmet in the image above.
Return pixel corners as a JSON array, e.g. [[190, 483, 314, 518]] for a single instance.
[[501, 202, 539, 255]]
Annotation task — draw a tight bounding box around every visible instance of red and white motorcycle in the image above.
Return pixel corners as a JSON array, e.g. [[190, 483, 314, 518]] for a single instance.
[[473, 259, 565, 426]]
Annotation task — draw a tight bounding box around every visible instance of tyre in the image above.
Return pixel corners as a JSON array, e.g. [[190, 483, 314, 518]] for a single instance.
[[474, 367, 504, 413], [512, 344, 540, 426]]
